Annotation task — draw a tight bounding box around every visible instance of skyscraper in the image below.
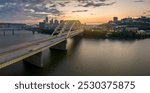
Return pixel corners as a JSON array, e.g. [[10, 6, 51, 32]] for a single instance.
[[54, 20, 59, 26], [50, 19, 54, 25], [60, 20, 64, 24], [45, 16, 49, 23], [113, 17, 118, 23]]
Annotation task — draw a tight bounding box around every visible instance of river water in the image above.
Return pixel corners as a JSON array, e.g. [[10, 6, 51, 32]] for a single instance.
[[0, 31, 150, 76]]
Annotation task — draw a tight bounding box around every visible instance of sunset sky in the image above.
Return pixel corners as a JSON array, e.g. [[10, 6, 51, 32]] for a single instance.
[[0, 0, 150, 24]]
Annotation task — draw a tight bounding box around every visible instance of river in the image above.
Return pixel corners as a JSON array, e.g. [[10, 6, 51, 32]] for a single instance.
[[0, 30, 150, 76]]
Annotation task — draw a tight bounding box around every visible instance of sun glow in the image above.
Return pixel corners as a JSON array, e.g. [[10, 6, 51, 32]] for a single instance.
[[1, 0, 148, 24]]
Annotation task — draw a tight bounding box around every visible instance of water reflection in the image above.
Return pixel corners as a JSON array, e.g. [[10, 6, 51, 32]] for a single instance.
[[0, 34, 150, 76], [0, 30, 49, 49]]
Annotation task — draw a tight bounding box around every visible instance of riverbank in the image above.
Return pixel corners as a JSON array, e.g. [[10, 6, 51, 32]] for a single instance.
[[83, 30, 150, 39]]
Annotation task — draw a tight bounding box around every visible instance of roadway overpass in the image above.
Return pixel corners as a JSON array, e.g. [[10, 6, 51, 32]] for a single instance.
[[0, 20, 84, 69]]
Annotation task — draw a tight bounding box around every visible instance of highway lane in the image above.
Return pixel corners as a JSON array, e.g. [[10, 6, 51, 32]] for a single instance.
[[0, 31, 70, 56], [0, 35, 65, 63], [0, 35, 51, 55], [0, 30, 82, 55]]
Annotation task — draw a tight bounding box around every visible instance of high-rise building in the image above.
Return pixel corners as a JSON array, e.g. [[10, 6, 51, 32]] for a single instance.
[[60, 20, 64, 24], [121, 17, 132, 23], [39, 17, 64, 30], [39, 17, 49, 29], [45, 16, 49, 23], [39, 22, 45, 29], [50, 19, 54, 25], [54, 20, 59, 26], [113, 17, 118, 23]]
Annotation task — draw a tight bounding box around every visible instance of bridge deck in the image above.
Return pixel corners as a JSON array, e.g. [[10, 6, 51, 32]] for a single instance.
[[0, 31, 83, 69]]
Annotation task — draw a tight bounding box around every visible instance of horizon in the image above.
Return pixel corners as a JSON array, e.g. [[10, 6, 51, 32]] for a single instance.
[[0, 16, 148, 25], [0, 0, 149, 24]]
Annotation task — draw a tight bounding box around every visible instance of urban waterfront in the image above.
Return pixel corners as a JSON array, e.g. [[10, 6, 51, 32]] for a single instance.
[[0, 31, 150, 76]]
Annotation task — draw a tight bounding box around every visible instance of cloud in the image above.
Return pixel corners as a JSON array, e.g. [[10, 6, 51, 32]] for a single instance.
[[0, 0, 117, 23], [0, 5, 5, 8], [133, 0, 145, 2], [77, 0, 116, 7], [58, 1, 70, 7], [0, 0, 67, 23], [72, 10, 88, 12], [143, 10, 150, 17], [77, 0, 107, 2]]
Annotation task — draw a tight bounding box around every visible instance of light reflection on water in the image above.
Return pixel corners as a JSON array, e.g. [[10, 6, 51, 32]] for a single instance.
[[0, 31, 150, 76]]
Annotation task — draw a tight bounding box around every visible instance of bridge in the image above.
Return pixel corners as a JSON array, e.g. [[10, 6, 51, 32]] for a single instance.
[[0, 20, 84, 69]]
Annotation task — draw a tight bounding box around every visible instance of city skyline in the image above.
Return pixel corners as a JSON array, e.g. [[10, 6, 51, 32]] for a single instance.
[[0, 0, 150, 24]]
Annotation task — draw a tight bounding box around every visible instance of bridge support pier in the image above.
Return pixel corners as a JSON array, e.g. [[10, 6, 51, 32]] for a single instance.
[[23, 52, 44, 67], [51, 40, 67, 51]]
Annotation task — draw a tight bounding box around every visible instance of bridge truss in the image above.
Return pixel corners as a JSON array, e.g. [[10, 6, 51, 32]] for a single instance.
[[51, 20, 82, 38]]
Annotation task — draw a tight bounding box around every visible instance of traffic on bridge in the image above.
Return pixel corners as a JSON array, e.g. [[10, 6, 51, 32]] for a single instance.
[[0, 20, 84, 69]]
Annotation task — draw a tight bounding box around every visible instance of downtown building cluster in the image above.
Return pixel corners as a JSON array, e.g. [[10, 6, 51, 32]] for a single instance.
[[107, 16, 150, 33], [39, 17, 64, 30]]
